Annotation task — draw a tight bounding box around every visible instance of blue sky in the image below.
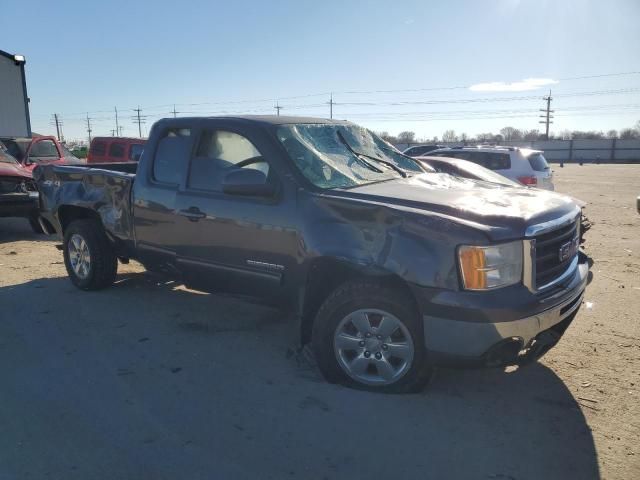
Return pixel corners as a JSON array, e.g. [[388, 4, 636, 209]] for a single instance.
[[2, 0, 639, 141]]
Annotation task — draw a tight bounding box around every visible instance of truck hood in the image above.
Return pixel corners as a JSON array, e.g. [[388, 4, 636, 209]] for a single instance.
[[330, 173, 578, 236], [0, 162, 32, 179]]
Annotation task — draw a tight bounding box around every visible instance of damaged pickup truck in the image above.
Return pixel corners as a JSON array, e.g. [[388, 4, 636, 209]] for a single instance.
[[35, 116, 589, 392]]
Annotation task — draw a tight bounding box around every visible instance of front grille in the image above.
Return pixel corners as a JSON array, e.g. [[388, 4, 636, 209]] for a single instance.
[[0, 177, 35, 194], [534, 219, 579, 288]]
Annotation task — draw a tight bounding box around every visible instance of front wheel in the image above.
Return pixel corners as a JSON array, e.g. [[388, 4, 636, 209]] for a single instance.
[[63, 219, 117, 290], [312, 281, 432, 393]]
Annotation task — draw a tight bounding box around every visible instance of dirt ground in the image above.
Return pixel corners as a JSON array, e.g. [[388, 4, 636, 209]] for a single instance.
[[1, 164, 638, 479]]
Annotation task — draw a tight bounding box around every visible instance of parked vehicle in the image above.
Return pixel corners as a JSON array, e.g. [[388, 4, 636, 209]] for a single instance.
[[87, 137, 145, 163], [429, 146, 554, 190], [0, 146, 41, 232], [403, 144, 442, 157], [35, 116, 589, 393], [0, 136, 83, 172], [416, 155, 522, 187]]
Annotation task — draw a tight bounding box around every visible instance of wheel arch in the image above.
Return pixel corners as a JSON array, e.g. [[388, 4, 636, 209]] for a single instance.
[[299, 256, 419, 345], [57, 205, 103, 235]]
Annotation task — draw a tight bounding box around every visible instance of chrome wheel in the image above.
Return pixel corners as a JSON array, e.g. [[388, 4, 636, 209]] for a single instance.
[[333, 309, 414, 386], [68, 233, 91, 279]]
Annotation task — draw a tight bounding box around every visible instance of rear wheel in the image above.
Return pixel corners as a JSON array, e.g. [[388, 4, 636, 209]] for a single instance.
[[312, 281, 432, 393], [63, 219, 117, 290]]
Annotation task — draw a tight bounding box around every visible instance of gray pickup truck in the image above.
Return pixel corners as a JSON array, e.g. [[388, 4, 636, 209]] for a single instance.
[[35, 116, 589, 392]]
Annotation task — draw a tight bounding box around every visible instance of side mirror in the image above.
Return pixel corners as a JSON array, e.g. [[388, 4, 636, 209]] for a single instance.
[[222, 168, 275, 197]]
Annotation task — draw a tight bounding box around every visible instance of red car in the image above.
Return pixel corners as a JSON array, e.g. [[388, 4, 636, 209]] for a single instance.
[[0, 135, 84, 172], [0, 146, 42, 232], [87, 137, 145, 163]]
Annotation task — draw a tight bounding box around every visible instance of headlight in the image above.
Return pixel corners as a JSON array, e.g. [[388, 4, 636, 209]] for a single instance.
[[458, 241, 523, 290]]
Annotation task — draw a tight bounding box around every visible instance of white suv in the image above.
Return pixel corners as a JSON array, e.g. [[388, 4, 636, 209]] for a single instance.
[[428, 146, 554, 190]]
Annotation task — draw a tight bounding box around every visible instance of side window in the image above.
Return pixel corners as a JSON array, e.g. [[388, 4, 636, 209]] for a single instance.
[[153, 128, 191, 185], [484, 153, 511, 170], [129, 144, 144, 161], [30, 139, 59, 157], [449, 151, 473, 161], [92, 141, 107, 156], [188, 130, 268, 191], [108, 142, 125, 158]]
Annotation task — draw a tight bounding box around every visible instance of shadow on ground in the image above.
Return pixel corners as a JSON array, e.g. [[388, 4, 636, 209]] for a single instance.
[[0, 272, 600, 480], [0, 218, 52, 244]]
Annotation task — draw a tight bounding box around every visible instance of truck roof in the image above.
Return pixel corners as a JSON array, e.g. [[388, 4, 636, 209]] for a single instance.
[[158, 115, 351, 126]]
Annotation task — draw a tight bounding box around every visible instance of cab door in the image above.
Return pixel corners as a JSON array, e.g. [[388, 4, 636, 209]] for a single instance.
[[132, 127, 194, 271], [173, 124, 297, 300]]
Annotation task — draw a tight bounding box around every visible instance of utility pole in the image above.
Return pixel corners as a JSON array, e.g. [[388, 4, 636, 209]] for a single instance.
[[133, 106, 143, 138], [53, 113, 61, 141], [118, 126, 124, 136], [114, 107, 119, 137], [172, 104, 178, 118], [86, 114, 92, 144], [328, 93, 334, 119], [110, 129, 116, 136], [274, 101, 282, 116], [539, 90, 554, 140]]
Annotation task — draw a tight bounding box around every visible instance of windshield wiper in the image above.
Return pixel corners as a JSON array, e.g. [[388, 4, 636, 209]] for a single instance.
[[336, 131, 385, 174], [336, 131, 406, 178], [355, 152, 408, 178]]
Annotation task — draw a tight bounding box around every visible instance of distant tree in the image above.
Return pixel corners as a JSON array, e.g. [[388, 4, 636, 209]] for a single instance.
[[571, 130, 605, 140], [442, 129, 458, 142], [397, 131, 416, 143], [378, 131, 398, 144], [523, 129, 542, 141], [460, 133, 468, 144], [499, 126, 523, 141], [431, 136, 439, 143], [606, 129, 618, 139], [476, 132, 496, 142], [619, 128, 639, 140]]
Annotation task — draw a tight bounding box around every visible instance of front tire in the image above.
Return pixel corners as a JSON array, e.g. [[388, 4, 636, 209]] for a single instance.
[[63, 219, 117, 290], [312, 281, 432, 393]]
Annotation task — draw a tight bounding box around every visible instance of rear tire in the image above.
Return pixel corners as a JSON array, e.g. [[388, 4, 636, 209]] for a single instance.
[[63, 219, 117, 290], [312, 280, 432, 393]]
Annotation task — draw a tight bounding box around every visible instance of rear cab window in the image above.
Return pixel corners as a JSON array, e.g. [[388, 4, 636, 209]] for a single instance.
[[108, 142, 125, 158], [129, 144, 144, 161], [527, 153, 549, 172], [91, 141, 107, 157], [153, 128, 192, 185]]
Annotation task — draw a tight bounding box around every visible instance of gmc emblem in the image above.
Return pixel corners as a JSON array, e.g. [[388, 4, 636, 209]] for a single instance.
[[558, 237, 579, 262]]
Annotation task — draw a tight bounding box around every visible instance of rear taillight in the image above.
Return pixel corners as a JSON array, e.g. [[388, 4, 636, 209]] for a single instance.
[[517, 175, 537, 186]]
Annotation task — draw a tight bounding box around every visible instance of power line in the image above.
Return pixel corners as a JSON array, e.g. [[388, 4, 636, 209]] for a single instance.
[[539, 90, 554, 140], [85, 114, 92, 144], [132, 106, 146, 138], [115, 107, 119, 137]]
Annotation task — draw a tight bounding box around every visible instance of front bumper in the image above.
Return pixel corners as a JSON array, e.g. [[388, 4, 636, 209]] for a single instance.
[[415, 252, 589, 367], [0, 191, 39, 218]]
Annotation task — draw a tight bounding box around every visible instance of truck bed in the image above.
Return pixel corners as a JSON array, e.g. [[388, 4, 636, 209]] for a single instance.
[[34, 163, 136, 242]]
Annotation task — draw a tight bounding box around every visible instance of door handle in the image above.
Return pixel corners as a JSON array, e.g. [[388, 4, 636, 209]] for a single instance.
[[179, 207, 206, 222]]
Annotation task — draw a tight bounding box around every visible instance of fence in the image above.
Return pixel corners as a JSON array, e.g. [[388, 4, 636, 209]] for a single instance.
[[395, 139, 640, 163]]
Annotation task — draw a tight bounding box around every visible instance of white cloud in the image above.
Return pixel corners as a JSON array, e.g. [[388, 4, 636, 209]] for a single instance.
[[469, 78, 558, 92]]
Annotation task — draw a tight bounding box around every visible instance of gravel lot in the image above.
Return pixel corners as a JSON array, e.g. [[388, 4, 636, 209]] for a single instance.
[[1, 164, 638, 480]]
